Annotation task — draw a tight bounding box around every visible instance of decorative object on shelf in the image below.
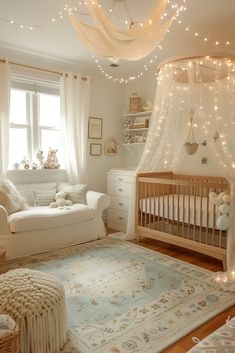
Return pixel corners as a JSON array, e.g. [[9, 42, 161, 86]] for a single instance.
[[142, 100, 153, 112], [184, 109, 199, 155], [201, 156, 208, 165], [69, 0, 174, 63], [134, 135, 146, 143], [129, 93, 142, 113], [123, 132, 135, 144], [133, 116, 149, 129], [43, 148, 60, 169], [90, 143, 102, 156], [88, 117, 103, 139], [209, 191, 231, 231], [36, 150, 45, 169], [19, 158, 31, 170], [104, 138, 118, 155], [213, 131, 220, 143], [13, 163, 19, 170], [124, 118, 134, 130]]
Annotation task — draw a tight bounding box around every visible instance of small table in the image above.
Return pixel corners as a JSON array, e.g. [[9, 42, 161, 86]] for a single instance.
[[0, 269, 68, 353]]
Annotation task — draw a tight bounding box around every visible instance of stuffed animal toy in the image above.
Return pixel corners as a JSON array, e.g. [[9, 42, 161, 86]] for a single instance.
[[36, 150, 44, 169], [49, 191, 73, 209], [44, 148, 60, 169], [209, 191, 231, 231]]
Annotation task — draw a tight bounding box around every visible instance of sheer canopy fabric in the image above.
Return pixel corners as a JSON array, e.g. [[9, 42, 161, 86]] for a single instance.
[[70, 0, 173, 62], [127, 56, 235, 287], [0, 61, 10, 177], [60, 73, 91, 184]]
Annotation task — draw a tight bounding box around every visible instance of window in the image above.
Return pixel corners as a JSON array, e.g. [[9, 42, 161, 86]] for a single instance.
[[9, 88, 63, 169]]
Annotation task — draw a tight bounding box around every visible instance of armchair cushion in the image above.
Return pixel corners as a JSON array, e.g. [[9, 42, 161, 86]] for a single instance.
[[0, 179, 27, 215], [8, 204, 94, 233]]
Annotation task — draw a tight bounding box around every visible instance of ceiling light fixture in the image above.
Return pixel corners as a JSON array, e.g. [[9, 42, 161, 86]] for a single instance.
[[69, 0, 184, 63]]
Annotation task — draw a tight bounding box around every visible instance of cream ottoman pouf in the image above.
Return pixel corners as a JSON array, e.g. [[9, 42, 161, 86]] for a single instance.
[[0, 269, 67, 353]]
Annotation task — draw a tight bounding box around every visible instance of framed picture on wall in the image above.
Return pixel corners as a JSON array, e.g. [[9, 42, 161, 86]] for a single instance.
[[104, 138, 118, 155], [90, 143, 102, 156], [88, 117, 103, 139]]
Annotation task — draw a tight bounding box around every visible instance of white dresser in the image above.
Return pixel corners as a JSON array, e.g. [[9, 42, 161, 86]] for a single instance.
[[107, 168, 135, 232]]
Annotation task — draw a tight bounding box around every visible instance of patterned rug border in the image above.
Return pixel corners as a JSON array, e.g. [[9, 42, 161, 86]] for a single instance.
[[6, 236, 216, 277], [5, 236, 235, 353]]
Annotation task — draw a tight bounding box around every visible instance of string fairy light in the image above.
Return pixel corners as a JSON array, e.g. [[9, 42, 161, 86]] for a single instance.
[[0, 0, 234, 84]]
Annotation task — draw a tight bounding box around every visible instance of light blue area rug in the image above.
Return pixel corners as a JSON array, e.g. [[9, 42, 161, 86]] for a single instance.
[[9, 238, 235, 353]]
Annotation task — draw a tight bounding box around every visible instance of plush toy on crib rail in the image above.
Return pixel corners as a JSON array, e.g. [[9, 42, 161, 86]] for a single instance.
[[209, 192, 231, 230], [43, 148, 60, 169]]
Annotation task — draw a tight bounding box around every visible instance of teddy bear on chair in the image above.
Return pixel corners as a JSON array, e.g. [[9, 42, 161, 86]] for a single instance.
[[43, 148, 60, 169], [49, 191, 73, 209]]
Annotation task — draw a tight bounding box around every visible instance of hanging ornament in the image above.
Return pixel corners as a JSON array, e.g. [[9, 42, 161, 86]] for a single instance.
[[184, 109, 199, 155]]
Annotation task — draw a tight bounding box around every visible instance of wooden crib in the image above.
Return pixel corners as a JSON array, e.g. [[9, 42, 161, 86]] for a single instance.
[[136, 172, 229, 269]]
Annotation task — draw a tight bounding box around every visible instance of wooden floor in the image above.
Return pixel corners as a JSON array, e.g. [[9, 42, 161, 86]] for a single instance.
[[107, 229, 235, 353]]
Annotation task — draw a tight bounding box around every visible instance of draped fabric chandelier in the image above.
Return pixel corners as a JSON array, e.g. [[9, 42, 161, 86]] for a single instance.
[[69, 0, 183, 63]]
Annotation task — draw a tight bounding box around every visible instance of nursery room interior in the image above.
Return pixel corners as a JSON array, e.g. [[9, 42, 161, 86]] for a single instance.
[[0, 0, 235, 352]]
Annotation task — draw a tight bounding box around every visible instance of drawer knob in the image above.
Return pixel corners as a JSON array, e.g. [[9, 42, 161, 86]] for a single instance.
[[118, 202, 123, 206], [118, 188, 123, 192], [118, 177, 123, 181], [119, 216, 124, 220]]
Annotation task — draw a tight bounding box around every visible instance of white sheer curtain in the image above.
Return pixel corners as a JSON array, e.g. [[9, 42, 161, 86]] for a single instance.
[[127, 56, 235, 289], [60, 73, 91, 184], [0, 61, 10, 177], [126, 64, 190, 239]]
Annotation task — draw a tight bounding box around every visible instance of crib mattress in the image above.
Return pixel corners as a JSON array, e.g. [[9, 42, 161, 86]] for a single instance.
[[140, 194, 220, 230]]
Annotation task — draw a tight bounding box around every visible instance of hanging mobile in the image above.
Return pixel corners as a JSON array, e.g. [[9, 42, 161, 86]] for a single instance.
[[184, 109, 199, 155]]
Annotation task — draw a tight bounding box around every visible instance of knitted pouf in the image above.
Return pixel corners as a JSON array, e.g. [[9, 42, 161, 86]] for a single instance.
[[0, 269, 67, 353]]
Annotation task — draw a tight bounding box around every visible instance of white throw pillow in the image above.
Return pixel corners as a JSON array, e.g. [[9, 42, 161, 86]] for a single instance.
[[32, 190, 56, 206], [0, 179, 28, 214], [63, 184, 87, 204]]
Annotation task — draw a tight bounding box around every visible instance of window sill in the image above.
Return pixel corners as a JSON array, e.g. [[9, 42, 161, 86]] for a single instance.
[[7, 169, 67, 184]]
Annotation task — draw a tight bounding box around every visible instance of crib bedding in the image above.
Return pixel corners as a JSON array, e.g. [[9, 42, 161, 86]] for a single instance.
[[140, 194, 220, 230]]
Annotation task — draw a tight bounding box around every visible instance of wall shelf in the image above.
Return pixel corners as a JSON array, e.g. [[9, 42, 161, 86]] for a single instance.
[[122, 111, 152, 118], [121, 128, 149, 132]]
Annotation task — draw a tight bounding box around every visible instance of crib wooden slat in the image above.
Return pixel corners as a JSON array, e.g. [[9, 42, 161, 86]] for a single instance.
[[187, 186, 190, 239], [182, 186, 185, 238], [153, 183, 156, 230], [193, 186, 196, 241], [144, 183, 147, 228], [199, 187, 202, 243], [148, 182, 151, 229], [158, 183, 160, 228], [206, 187, 209, 244], [163, 184, 165, 232]]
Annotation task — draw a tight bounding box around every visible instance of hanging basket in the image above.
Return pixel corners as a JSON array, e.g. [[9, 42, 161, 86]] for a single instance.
[[184, 142, 199, 155], [184, 110, 199, 155]]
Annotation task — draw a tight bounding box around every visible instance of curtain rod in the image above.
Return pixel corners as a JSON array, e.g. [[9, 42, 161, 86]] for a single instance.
[[0, 59, 88, 81]]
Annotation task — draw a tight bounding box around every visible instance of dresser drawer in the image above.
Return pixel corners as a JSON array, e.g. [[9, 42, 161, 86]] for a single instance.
[[110, 196, 129, 212], [108, 173, 133, 184], [107, 181, 131, 197], [108, 209, 128, 225], [108, 221, 126, 232]]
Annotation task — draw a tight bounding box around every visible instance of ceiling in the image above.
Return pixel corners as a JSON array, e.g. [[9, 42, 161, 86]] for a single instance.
[[0, 0, 234, 78]]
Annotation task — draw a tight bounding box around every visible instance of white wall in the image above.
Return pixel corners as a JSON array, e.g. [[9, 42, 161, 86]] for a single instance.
[[87, 76, 124, 193]]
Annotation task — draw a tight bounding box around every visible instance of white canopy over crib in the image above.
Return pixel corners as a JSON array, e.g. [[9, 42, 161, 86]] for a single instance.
[[127, 55, 235, 288]]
